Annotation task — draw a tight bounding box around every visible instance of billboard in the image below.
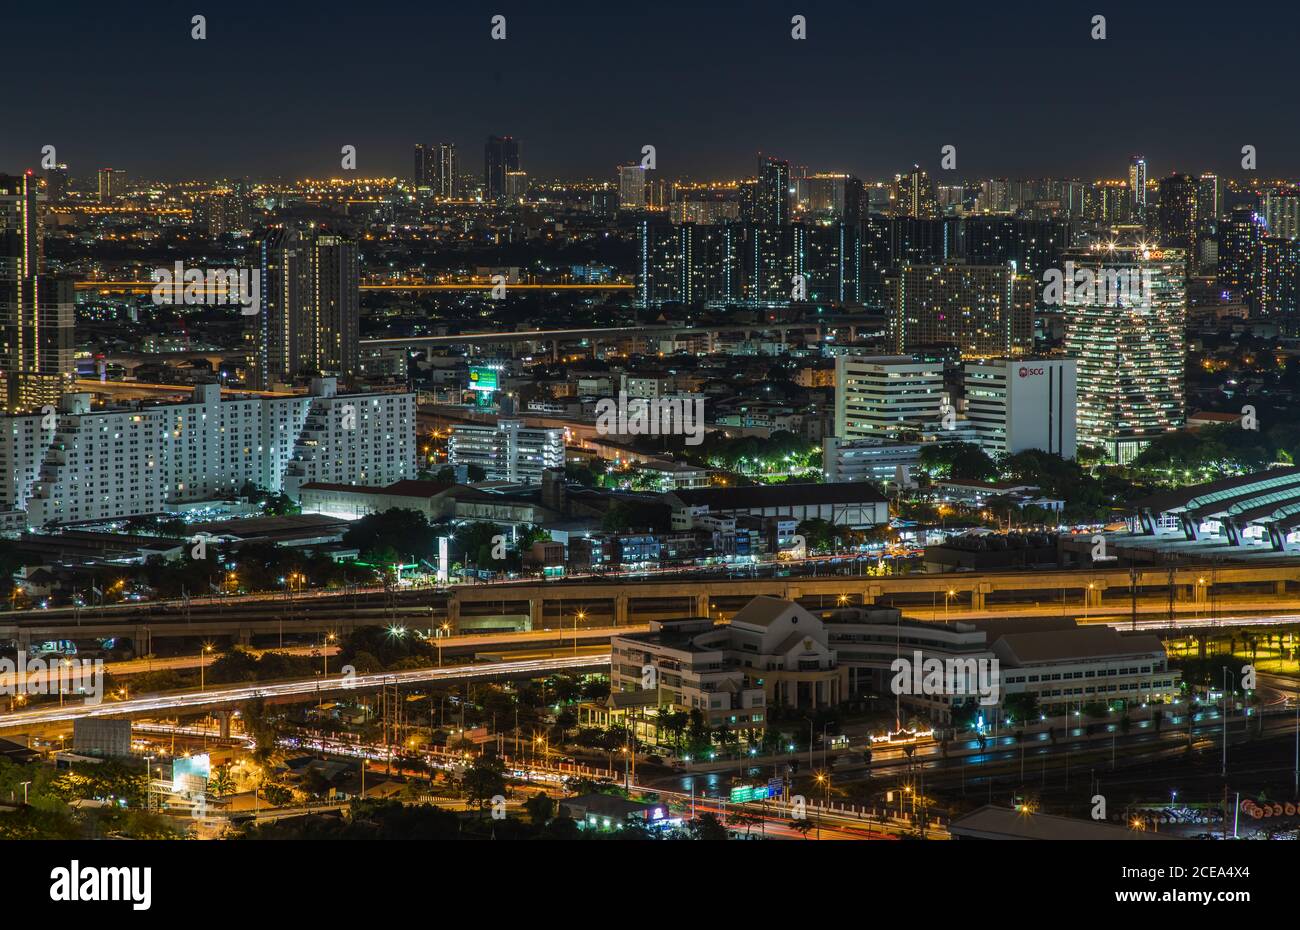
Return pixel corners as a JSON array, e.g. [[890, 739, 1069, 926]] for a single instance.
[[172, 753, 211, 794]]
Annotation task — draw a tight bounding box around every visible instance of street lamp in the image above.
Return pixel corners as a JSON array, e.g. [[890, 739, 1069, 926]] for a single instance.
[[573, 609, 586, 655]]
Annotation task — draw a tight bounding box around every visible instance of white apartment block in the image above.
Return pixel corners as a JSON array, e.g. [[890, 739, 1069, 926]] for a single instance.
[[963, 358, 1077, 460], [448, 419, 564, 483], [834, 354, 944, 440], [3, 378, 414, 527]]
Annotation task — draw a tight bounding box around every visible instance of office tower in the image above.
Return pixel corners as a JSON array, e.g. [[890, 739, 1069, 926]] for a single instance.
[[448, 419, 564, 483], [504, 171, 528, 203], [1062, 245, 1186, 463], [1128, 155, 1147, 224], [756, 156, 791, 226], [413, 143, 428, 187], [833, 354, 945, 440], [433, 143, 456, 198], [893, 166, 939, 218], [248, 227, 359, 390], [97, 168, 126, 203], [1157, 174, 1198, 249], [1257, 237, 1300, 332], [963, 358, 1077, 459], [44, 165, 68, 204], [10, 379, 416, 525], [618, 164, 647, 210], [1263, 188, 1300, 240], [0, 172, 74, 414], [887, 262, 1035, 357], [956, 217, 1071, 278], [1217, 207, 1265, 306], [484, 135, 520, 202]]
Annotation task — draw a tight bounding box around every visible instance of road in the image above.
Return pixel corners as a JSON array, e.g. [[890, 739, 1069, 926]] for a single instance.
[[0, 653, 608, 730]]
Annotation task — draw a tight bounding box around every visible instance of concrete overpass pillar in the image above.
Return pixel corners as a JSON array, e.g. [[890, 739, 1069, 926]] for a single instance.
[[1276, 581, 1288, 596], [1194, 581, 1210, 604], [215, 710, 231, 739], [1086, 581, 1108, 608], [864, 585, 882, 605], [238, 629, 252, 646], [694, 593, 710, 618], [447, 597, 460, 630], [529, 599, 543, 630], [971, 588, 985, 611], [614, 594, 629, 626]]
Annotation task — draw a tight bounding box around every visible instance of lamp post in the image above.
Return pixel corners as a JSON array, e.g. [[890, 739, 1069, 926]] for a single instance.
[[1222, 667, 1235, 777]]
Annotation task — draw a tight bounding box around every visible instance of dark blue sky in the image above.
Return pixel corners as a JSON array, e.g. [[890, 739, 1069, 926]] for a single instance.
[[2, 0, 1292, 182]]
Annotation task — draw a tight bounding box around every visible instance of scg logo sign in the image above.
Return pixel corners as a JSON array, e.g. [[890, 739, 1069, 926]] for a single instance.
[[1018, 366, 1045, 378]]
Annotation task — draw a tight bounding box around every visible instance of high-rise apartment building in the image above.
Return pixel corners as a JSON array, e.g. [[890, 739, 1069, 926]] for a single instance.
[[484, 136, 520, 203], [4, 378, 415, 526], [1157, 174, 1197, 249], [97, 168, 126, 203], [887, 262, 1035, 358], [0, 172, 73, 414], [1062, 245, 1186, 463], [1263, 188, 1300, 241], [756, 157, 791, 226], [247, 227, 359, 390], [618, 164, 648, 210], [892, 167, 939, 219], [433, 143, 456, 198]]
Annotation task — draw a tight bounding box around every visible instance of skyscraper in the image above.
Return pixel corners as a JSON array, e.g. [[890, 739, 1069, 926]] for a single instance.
[[484, 136, 520, 203], [1263, 188, 1300, 240], [1128, 155, 1148, 224], [97, 167, 126, 203], [433, 143, 456, 199], [248, 228, 359, 390], [756, 156, 791, 226], [618, 164, 647, 210], [44, 165, 68, 204], [0, 172, 73, 413], [413, 143, 427, 187], [1157, 174, 1197, 249], [1063, 245, 1186, 463], [1217, 207, 1265, 307], [892, 167, 939, 219]]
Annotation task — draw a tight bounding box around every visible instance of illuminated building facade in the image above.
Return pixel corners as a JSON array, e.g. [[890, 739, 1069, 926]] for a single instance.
[[1062, 245, 1186, 463]]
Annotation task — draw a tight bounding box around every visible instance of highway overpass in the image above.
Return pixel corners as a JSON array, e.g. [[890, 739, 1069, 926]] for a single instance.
[[0, 653, 607, 733]]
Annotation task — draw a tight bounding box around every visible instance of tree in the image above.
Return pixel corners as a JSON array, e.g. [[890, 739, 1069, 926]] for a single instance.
[[919, 442, 998, 481], [524, 792, 555, 825], [461, 755, 506, 813], [688, 812, 728, 840]]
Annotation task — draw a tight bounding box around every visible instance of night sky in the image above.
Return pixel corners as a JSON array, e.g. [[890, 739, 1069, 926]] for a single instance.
[[3, 0, 1294, 182]]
